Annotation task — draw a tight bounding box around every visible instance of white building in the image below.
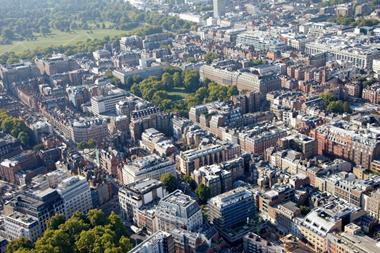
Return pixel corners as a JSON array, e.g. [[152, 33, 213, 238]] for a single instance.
[[129, 231, 175, 253], [122, 154, 176, 184], [155, 190, 203, 232], [71, 117, 108, 143], [4, 212, 41, 241], [119, 178, 166, 222], [373, 58, 380, 78], [90, 89, 129, 115], [57, 176, 93, 219]]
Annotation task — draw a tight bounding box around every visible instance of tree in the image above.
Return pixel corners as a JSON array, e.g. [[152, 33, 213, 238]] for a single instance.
[[87, 139, 96, 149], [17, 131, 32, 148], [343, 101, 350, 113], [160, 173, 177, 193], [161, 72, 173, 89], [300, 205, 311, 216], [183, 70, 200, 92], [108, 212, 127, 238], [320, 92, 335, 104], [7, 210, 132, 253], [119, 236, 132, 252], [227, 85, 239, 97], [204, 52, 218, 64], [6, 238, 33, 253], [194, 87, 208, 103], [48, 214, 66, 230], [2, 29, 15, 41], [326, 100, 343, 113], [183, 175, 197, 190], [34, 229, 73, 253], [172, 72, 182, 87], [88, 209, 107, 227], [195, 184, 211, 204]]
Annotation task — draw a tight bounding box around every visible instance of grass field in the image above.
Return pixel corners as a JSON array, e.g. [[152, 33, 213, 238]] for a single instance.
[[167, 87, 190, 101], [0, 29, 127, 55]]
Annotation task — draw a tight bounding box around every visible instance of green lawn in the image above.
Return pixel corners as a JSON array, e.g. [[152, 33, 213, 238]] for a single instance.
[[167, 87, 191, 101], [0, 29, 127, 55]]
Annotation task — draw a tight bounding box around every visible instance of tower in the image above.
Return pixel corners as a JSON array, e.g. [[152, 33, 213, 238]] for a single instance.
[[213, 0, 226, 18]]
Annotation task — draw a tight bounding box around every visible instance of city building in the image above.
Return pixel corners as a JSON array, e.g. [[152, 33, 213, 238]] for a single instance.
[[199, 64, 281, 94], [129, 231, 175, 253], [71, 118, 108, 144], [141, 128, 177, 156], [208, 187, 256, 242], [3, 212, 41, 241], [213, 0, 226, 18], [90, 89, 129, 115], [119, 178, 165, 222], [299, 200, 365, 252], [176, 142, 241, 175], [122, 154, 176, 184], [4, 189, 64, 232], [243, 232, 283, 253], [57, 176, 93, 219], [313, 120, 380, 169], [327, 224, 380, 253], [239, 124, 288, 155], [0, 132, 22, 161], [155, 190, 203, 232]]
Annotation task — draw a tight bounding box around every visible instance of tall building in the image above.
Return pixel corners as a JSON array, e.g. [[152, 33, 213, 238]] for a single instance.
[[57, 176, 93, 219], [213, 0, 226, 18], [122, 154, 176, 184], [3, 212, 41, 242], [129, 231, 175, 253], [4, 189, 64, 233], [90, 89, 129, 115], [155, 190, 203, 232], [208, 187, 256, 242], [119, 178, 166, 222]]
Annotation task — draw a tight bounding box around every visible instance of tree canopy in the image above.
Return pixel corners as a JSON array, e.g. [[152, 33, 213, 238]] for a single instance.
[[160, 173, 177, 193], [122, 68, 239, 117], [195, 184, 211, 204], [0, 111, 35, 148], [6, 210, 131, 253]]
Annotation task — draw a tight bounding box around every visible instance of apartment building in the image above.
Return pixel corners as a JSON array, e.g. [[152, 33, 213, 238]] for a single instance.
[[313, 120, 380, 169], [199, 64, 280, 94], [155, 190, 203, 232], [71, 118, 108, 144], [239, 124, 288, 155], [176, 142, 241, 175]]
